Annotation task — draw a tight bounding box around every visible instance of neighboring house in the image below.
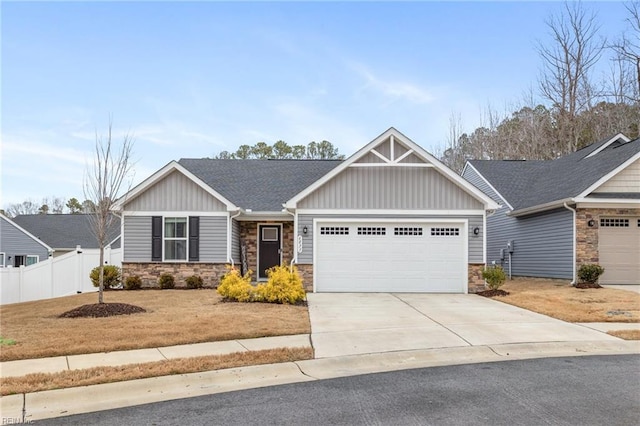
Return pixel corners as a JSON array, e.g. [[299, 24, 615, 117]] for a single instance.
[[112, 128, 499, 293], [462, 134, 640, 285], [0, 213, 53, 267], [12, 214, 121, 257]]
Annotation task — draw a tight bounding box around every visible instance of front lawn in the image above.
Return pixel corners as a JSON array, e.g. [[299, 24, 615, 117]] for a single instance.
[[0, 290, 310, 362], [489, 277, 640, 323]]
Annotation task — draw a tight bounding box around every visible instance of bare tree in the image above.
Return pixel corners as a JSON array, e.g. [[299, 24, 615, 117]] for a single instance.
[[610, 1, 640, 103], [84, 119, 134, 304], [5, 200, 39, 217], [537, 2, 605, 152]]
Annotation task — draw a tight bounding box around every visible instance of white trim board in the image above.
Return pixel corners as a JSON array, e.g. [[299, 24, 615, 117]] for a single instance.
[[295, 209, 486, 216]]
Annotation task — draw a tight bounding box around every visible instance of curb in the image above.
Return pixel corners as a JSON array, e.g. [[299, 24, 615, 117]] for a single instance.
[[2, 340, 639, 422]]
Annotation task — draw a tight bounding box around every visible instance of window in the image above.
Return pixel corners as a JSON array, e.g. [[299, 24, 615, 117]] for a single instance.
[[262, 228, 278, 241], [357, 227, 386, 235], [431, 227, 460, 236], [12, 255, 39, 267], [164, 217, 188, 261], [0, 252, 5, 268], [26, 255, 39, 266], [600, 218, 629, 227], [320, 227, 349, 235], [394, 227, 423, 236]]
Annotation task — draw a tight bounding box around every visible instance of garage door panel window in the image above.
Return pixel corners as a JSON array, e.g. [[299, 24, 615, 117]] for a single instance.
[[394, 227, 423, 236], [320, 227, 349, 235], [431, 227, 460, 236], [600, 218, 629, 227], [357, 227, 386, 235]]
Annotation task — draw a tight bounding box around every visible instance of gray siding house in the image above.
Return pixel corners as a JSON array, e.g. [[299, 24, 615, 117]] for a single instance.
[[0, 214, 52, 267], [12, 214, 121, 257], [113, 128, 499, 293], [462, 134, 640, 285]]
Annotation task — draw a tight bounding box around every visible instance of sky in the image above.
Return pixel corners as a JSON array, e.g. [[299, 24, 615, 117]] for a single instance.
[[0, 1, 632, 209]]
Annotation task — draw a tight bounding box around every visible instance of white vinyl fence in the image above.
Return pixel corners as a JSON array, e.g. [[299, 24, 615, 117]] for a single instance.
[[0, 247, 122, 305]]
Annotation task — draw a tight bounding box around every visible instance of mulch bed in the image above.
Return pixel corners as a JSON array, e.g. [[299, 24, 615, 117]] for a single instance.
[[58, 303, 146, 318], [477, 289, 510, 297], [574, 283, 602, 289]]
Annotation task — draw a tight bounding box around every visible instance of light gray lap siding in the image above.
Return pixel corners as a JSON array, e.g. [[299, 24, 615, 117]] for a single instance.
[[463, 166, 573, 279], [0, 217, 49, 263], [297, 214, 483, 264], [123, 216, 152, 262], [200, 216, 228, 263], [231, 219, 240, 262], [124, 215, 228, 263]]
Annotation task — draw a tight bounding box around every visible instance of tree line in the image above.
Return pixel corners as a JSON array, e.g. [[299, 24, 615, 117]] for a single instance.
[[214, 139, 345, 160], [440, 2, 640, 173], [2, 197, 97, 218]]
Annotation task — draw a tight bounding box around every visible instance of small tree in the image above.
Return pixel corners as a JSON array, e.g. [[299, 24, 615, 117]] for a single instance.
[[84, 118, 134, 304]]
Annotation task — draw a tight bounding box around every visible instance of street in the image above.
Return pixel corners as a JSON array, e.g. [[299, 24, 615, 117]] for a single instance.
[[40, 355, 640, 426]]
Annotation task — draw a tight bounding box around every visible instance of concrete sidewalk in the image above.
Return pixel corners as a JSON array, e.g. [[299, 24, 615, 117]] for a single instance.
[[0, 334, 312, 378]]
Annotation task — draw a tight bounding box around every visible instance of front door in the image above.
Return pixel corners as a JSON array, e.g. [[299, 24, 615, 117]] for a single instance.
[[258, 225, 281, 279]]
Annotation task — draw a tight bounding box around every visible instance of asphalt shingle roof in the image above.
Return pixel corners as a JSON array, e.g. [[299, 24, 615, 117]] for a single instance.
[[178, 159, 343, 211], [469, 136, 640, 211], [12, 214, 121, 250]]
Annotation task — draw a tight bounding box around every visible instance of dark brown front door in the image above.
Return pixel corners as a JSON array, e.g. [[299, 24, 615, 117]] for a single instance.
[[258, 225, 281, 279]]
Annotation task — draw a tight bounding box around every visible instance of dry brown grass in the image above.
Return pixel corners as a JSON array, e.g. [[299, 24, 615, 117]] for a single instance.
[[607, 330, 640, 340], [0, 290, 310, 361], [0, 347, 313, 396], [492, 277, 640, 323]]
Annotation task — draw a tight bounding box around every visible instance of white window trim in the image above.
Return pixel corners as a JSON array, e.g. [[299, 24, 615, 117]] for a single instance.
[[0, 252, 5, 268], [163, 216, 189, 262], [26, 255, 39, 266]]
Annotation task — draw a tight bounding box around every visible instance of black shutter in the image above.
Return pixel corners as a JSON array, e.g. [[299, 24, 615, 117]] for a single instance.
[[189, 216, 200, 261], [151, 216, 162, 261]]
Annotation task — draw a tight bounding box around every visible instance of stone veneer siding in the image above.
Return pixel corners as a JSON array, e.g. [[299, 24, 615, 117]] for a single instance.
[[576, 207, 639, 271], [295, 264, 314, 292], [239, 221, 294, 281], [467, 263, 486, 293], [123, 262, 228, 288]]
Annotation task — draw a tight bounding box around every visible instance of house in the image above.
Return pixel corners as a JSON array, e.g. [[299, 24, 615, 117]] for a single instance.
[[462, 134, 640, 285], [12, 214, 121, 257], [0, 213, 53, 267], [112, 128, 499, 293]]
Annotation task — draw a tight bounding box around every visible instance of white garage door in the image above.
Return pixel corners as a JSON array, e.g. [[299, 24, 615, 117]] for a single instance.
[[599, 217, 640, 285], [315, 222, 467, 293]]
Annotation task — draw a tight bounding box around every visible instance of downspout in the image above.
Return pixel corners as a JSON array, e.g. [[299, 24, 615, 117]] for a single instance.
[[227, 209, 242, 267], [283, 207, 297, 271], [563, 202, 577, 285]]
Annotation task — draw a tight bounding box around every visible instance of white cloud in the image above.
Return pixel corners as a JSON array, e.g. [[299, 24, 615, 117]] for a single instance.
[[349, 62, 435, 105]]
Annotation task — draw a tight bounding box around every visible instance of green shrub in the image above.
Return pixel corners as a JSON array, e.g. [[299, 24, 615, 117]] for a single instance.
[[90, 265, 122, 290], [217, 267, 254, 302], [255, 265, 305, 304], [578, 264, 605, 284], [186, 275, 204, 289], [158, 273, 175, 289], [124, 275, 142, 290], [482, 265, 506, 290]]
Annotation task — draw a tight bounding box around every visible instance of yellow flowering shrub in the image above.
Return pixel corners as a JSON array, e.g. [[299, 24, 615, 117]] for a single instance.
[[217, 266, 254, 302], [255, 265, 305, 305]]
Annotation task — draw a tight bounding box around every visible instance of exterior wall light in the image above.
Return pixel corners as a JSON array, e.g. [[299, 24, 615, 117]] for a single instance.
[[587, 219, 595, 227], [303, 226, 308, 235], [472, 227, 480, 236]]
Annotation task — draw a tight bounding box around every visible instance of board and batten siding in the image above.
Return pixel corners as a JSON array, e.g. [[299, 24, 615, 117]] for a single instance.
[[298, 167, 483, 210], [297, 214, 483, 264], [593, 158, 640, 193], [462, 166, 573, 279], [0, 217, 49, 263], [199, 216, 227, 262], [124, 215, 228, 262], [125, 170, 227, 212]]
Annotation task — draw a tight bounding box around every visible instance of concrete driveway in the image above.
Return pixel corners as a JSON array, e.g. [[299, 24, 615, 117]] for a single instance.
[[307, 293, 621, 358]]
